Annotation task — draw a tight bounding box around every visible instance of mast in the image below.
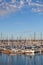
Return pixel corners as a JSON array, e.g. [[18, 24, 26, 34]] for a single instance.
[[41, 32, 42, 45]]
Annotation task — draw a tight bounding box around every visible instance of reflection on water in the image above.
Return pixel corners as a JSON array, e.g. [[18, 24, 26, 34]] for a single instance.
[[0, 53, 43, 65]]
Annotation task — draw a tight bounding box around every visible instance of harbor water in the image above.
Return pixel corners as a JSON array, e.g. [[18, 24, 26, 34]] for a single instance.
[[0, 53, 43, 65]]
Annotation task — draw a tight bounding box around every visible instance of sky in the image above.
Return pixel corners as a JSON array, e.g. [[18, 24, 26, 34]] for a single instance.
[[0, 0, 43, 39]]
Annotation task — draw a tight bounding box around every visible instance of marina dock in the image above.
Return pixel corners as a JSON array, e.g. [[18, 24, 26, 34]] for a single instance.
[[0, 32, 43, 55], [0, 47, 43, 55]]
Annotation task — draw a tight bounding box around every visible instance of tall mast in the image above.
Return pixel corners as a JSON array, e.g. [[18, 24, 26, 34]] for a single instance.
[[41, 32, 42, 45], [34, 32, 36, 41]]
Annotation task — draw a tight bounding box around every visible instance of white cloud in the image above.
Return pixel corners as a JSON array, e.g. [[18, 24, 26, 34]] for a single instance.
[[32, 7, 43, 13], [28, 0, 32, 5], [28, 0, 43, 13], [30, 3, 43, 7], [0, 0, 43, 16], [0, 0, 25, 16], [12, 0, 16, 3]]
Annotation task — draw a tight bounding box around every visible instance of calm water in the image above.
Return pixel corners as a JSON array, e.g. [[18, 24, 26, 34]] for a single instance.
[[0, 53, 43, 65]]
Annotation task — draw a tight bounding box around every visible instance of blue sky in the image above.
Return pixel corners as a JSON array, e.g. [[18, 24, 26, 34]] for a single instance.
[[0, 0, 43, 39]]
